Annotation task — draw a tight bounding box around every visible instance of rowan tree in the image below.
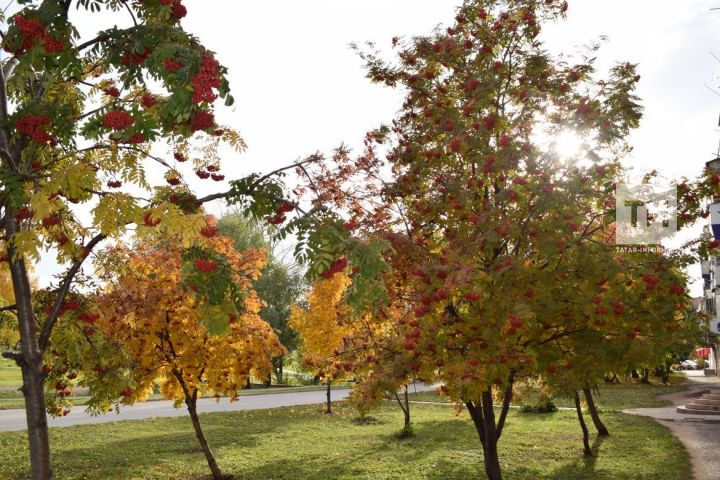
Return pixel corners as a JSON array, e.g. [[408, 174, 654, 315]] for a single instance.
[[86, 233, 283, 480], [333, 233, 433, 434], [296, 1, 645, 478], [0, 2, 362, 477]]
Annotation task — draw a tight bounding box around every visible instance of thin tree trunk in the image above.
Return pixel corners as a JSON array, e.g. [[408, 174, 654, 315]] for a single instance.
[[583, 387, 609, 437], [325, 380, 332, 414], [7, 219, 52, 480], [403, 385, 410, 428], [574, 392, 592, 457], [186, 394, 223, 480], [275, 356, 284, 383], [394, 385, 411, 429], [464, 372, 515, 480]]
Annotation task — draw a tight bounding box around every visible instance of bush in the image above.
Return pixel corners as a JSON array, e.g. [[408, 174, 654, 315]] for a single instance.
[[520, 398, 558, 414]]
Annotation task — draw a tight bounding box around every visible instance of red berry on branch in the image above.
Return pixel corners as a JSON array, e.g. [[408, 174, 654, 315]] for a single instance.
[[103, 87, 120, 97], [189, 111, 215, 132], [193, 258, 218, 273], [164, 59, 183, 72], [41, 216, 61, 227], [465, 292, 480, 302], [143, 212, 161, 227], [191, 54, 221, 104], [102, 110, 134, 130], [200, 225, 219, 238], [15, 207, 33, 221], [171, 1, 187, 19], [125, 133, 146, 144], [141, 94, 156, 108], [267, 213, 287, 225]]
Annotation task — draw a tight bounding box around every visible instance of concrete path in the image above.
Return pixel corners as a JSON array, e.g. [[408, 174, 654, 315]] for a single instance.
[[623, 372, 720, 480], [0, 384, 437, 432]]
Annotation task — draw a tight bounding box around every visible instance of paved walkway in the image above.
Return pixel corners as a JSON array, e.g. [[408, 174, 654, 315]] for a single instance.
[[623, 372, 720, 480], [0, 383, 437, 432]]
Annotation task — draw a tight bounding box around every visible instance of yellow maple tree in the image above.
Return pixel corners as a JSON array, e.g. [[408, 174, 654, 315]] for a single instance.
[[94, 234, 283, 480], [290, 272, 353, 412]]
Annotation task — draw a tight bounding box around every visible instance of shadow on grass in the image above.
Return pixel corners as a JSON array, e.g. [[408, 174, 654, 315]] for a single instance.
[[41, 411, 287, 480]]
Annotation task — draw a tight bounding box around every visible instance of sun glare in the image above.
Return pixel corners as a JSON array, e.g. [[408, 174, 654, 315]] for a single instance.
[[553, 130, 583, 160]]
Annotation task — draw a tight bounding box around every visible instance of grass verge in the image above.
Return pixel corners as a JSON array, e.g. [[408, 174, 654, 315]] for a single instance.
[[0, 400, 689, 479]]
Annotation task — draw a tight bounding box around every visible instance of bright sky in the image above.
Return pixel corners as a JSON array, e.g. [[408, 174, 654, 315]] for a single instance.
[[34, 0, 720, 292]]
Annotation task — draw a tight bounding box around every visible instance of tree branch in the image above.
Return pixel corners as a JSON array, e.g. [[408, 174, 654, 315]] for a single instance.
[[38, 233, 107, 352], [496, 369, 515, 438]]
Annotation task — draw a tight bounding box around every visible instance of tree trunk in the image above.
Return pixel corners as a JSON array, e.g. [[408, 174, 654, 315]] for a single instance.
[[583, 387, 609, 437], [464, 372, 515, 480], [7, 219, 52, 480], [403, 385, 410, 428], [480, 432, 503, 480], [274, 356, 284, 384], [325, 380, 332, 414], [574, 392, 592, 457], [186, 395, 223, 480], [394, 385, 411, 429]]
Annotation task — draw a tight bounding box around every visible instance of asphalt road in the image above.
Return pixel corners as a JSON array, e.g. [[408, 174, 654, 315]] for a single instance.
[[0, 384, 435, 432]]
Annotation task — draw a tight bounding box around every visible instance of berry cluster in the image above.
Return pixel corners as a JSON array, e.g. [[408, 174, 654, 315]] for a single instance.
[[164, 59, 183, 72], [121, 49, 151, 67], [141, 94, 156, 108], [267, 213, 287, 225], [15, 207, 33, 221], [200, 225, 219, 238], [143, 212, 161, 227], [41, 215, 61, 227], [102, 110, 135, 130], [159, 0, 187, 19], [104, 87, 120, 97], [193, 258, 218, 273], [124, 133, 146, 144], [321, 258, 349, 279], [5, 15, 65, 55], [77, 313, 100, 325], [191, 54, 221, 103], [266, 201, 295, 225], [16, 115, 54, 143], [189, 111, 215, 132]]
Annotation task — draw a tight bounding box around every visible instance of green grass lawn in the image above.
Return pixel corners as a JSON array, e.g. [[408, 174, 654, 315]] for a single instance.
[[408, 380, 686, 411], [0, 399, 689, 480], [0, 358, 22, 387]]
